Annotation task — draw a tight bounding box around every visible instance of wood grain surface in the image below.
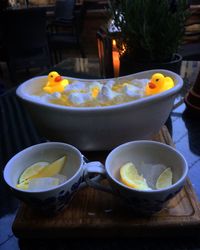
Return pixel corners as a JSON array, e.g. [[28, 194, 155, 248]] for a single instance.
[[12, 126, 200, 238]]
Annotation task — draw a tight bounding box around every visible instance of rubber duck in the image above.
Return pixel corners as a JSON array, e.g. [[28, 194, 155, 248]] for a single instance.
[[145, 73, 174, 96], [43, 71, 69, 94]]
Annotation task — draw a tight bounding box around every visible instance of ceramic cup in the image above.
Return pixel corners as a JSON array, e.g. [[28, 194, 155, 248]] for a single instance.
[[3, 142, 102, 215], [84, 141, 188, 214]]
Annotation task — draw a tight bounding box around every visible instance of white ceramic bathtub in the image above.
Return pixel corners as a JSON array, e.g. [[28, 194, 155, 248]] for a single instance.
[[16, 69, 183, 150]]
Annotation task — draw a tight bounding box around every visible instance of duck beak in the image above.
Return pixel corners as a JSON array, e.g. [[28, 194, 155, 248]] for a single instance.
[[55, 76, 62, 82], [148, 81, 156, 89]]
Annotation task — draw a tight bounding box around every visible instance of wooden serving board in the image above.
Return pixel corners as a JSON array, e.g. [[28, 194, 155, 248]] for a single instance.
[[12, 126, 200, 238]]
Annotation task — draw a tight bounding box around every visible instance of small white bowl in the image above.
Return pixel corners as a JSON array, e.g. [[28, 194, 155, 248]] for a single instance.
[[3, 142, 84, 214], [84, 140, 188, 214], [105, 140, 188, 213]]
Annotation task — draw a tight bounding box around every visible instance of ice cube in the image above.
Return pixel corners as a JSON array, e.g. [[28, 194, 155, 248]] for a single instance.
[[68, 92, 92, 105], [130, 79, 149, 88], [54, 174, 67, 184], [28, 177, 59, 191], [105, 79, 115, 88], [52, 92, 61, 98], [140, 163, 167, 189], [123, 84, 143, 98], [64, 81, 86, 92]]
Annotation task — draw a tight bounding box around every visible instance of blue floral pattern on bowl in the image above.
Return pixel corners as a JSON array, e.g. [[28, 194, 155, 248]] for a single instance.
[[13, 175, 85, 215]]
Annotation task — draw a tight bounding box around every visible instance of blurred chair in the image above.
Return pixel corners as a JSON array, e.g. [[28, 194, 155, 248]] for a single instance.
[[179, 4, 200, 61], [54, 0, 75, 20], [0, 8, 51, 84], [48, 0, 86, 63]]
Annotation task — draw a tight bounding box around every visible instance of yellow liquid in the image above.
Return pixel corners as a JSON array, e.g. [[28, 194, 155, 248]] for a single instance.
[[39, 80, 144, 107]]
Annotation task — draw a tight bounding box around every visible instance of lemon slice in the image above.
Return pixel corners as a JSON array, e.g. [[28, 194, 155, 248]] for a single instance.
[[16, 180, 30, 190], [18, 162, 49, 184], [32, 156, 66, 179], [120, 162, 151, 190], [156, 167, 172, 189], [16, 156, 67, 190]]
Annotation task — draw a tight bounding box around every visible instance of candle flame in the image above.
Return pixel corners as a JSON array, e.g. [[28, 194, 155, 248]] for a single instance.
[[112, 40, 120, 77], [112, 40, 126, 55], [112, 39, 117, 47]]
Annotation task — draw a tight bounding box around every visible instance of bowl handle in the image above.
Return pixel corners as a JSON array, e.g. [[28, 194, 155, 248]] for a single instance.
[[83, 161, 114, 194]]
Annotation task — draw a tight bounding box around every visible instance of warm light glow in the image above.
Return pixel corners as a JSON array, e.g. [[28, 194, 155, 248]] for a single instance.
[[112, 39, 117, 47], [112, 39, 120, 77], [121, 43, 126, 55]]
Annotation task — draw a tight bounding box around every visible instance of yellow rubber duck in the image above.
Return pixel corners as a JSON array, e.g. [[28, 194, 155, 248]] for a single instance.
[[43, 71, 69, 94], [145, 73, 174, 96]]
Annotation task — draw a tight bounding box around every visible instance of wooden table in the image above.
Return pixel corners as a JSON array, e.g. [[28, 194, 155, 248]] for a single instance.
[[1, 59, 200, 249], [12, 127, 200, 239]]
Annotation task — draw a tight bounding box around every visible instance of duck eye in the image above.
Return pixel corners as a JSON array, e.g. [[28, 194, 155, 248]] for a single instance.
[[156, 79, 159, 82], [51, 75, 53, 78]]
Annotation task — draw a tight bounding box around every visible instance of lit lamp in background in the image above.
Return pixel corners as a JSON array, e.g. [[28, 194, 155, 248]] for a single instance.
[[97, 32, 104, 76], [96, 26, 124, 78], [96, 27, 114, 78], [112, 39, 120, 77]]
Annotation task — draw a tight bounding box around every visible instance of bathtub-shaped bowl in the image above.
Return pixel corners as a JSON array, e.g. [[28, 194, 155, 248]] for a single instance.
[[16, 69, 183, 151]]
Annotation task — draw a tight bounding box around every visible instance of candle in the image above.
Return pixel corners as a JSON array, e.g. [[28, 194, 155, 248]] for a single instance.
[[112, 40, 120, 77]]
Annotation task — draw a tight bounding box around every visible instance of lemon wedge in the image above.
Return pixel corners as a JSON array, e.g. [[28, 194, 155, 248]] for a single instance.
[[16, 180, 30, 190], [31, 156, 66, 179], [120, 162, 151, 190], [16, 156, 67, 190], [18, 162, 49, 184], [156, 167, 172, 189]]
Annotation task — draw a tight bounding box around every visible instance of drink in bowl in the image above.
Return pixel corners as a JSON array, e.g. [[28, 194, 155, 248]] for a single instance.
[[84, 141, 188, 214], [3, 142, 86, 214], [16, 69, 183, 151], [4, 140, 188, 215]]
